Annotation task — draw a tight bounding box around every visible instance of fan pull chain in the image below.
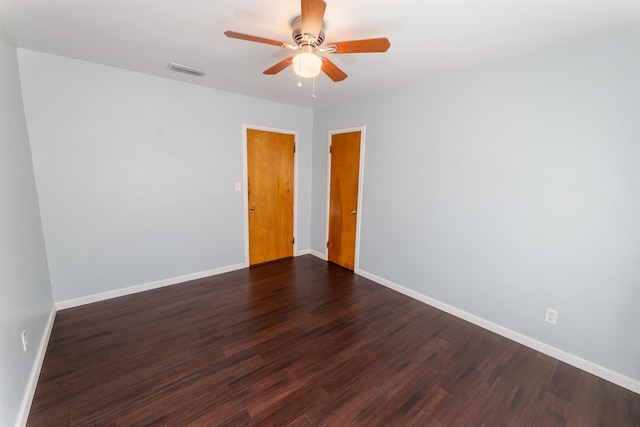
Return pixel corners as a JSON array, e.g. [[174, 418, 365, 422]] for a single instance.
[[312, 77, 316, 99]]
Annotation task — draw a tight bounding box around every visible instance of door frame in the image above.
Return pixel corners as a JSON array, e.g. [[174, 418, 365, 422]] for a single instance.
[[324, 126, 366, 272], [242, 124, 299, 265]]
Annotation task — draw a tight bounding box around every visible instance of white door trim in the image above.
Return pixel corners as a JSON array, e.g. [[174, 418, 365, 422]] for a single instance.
[[242, 124, 299, 265], [325, 126, 366, 271]]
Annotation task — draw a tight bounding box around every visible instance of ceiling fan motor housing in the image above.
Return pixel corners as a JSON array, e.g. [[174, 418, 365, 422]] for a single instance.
[[291, 15, 325, 48]]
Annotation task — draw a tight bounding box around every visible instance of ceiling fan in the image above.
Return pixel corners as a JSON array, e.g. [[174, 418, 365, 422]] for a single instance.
[[224, 0, 390, 82]]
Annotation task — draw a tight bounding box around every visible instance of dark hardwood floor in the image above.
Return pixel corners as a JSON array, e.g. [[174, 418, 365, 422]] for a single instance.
[[28, 255, 639, 426]]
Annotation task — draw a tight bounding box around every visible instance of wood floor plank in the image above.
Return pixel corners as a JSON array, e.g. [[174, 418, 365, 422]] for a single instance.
[[27, 256, 639, 426]]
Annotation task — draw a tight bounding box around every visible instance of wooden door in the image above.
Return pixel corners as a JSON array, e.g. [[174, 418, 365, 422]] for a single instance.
[[328, 131, 361, 270], [247, 129, 295, 265]]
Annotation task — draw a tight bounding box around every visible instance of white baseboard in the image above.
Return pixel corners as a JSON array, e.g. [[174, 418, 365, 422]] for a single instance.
[[356, 268, 640, 395], [310, 249, 327, 260], [16, 305, 56, 427], [55, 262, 248, 310], [296, 249, 311, 256]]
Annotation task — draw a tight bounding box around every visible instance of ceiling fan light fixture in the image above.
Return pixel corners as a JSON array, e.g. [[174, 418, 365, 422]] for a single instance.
[[293, 51, 322, 78], [224, 0, 390, 83]]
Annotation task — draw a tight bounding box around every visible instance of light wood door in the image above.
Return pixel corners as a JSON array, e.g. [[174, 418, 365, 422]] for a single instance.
[[328, 131, 361, 270], [247, 129, 295, 265]]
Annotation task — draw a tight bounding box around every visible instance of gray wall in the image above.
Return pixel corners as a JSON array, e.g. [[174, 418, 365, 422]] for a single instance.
[[18, 50, 313, 302], [311, 28, 640, 380], [0, 28, 54, 426]]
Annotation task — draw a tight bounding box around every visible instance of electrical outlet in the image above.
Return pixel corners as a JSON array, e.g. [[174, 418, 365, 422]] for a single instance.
[[544, 308, 558, 324], [21, 330, 28, 351]]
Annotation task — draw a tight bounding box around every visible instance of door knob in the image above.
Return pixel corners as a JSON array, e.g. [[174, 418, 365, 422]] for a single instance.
[[350, 210, 357, 215]]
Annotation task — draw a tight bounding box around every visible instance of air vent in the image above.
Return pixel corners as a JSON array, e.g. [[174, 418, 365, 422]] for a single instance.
[[168, 63, 208, 76]]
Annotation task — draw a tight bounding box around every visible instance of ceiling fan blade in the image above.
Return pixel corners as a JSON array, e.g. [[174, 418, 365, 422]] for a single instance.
[[326, 38, 391, 54], [263, 56, 295, 75], [224, 31, 287, 48], [301, 0, 326, 38], [320, 57, 347, 82]]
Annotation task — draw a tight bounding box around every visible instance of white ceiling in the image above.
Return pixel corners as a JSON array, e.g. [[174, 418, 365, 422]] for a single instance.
[[1, 0, 639, 109]]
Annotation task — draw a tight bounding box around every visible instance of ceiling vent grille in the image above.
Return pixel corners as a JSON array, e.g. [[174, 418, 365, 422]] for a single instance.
[[168, 63, 207, 76]]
